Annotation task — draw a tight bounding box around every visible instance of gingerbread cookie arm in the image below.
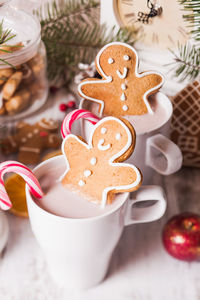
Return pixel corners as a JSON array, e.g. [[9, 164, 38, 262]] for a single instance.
[[78, 78, 112, 116], [61, 135, 89, 184], [45, 134, 61, 148], [102, 163, 142, 206], [139, 72, 164, 114], [1, 135, 18, 155]]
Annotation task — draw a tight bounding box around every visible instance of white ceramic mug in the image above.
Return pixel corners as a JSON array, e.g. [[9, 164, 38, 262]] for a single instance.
[[81, 92, 183, 184], [26, 156, 166, 290]]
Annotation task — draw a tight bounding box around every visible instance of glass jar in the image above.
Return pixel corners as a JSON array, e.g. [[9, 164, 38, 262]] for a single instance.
[[0, 0, 48, 121]]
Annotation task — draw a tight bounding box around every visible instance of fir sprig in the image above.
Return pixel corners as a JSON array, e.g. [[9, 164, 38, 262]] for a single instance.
[[171, 1, 200, 80], [0, 19, 17, 67], [170, 43, 200, 80], [0, 20, 16, 49], [180, 0, 200, 41], [37, 0, 138, 85]]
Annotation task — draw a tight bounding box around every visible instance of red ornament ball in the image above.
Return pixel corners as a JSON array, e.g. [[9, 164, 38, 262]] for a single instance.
[[162, 212, 200, 262], [67, 101, 76, 108], [59, 103, 68, 112]]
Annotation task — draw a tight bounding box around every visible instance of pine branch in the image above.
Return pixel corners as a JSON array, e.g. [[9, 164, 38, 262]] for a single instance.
[[171, 1, 200, 80], [179, 0, 200, 41], [170, 43, 200, 80], [37, 0, 138, 85]]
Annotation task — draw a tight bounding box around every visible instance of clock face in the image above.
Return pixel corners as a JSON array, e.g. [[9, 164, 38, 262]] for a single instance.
[[116, 0, 189, 48]]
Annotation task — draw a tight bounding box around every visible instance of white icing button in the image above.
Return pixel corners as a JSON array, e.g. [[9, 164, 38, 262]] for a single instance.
[[123, 55, 130, 61], [101, 127, 107, 134], [21, 138, 27, 143], [28, 133, 33, 138], [120, 93, 126, 101], [78, 180, 85, 186], [121, 83, 127, 90], [108, 58, 114, 64], [116, 133, 122, 140], [34, 129, 39, 134], [90, 157, 97, 165], [84, 170, 92, 177], [123, 105, 128, 111]]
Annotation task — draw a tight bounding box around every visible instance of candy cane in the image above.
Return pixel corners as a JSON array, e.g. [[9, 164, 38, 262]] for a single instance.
[[61, 109, 99, 138], [0, 161, 43, 210]]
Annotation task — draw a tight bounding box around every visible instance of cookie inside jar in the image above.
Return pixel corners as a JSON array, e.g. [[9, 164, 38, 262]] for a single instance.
[[0, 1, 48, 121]]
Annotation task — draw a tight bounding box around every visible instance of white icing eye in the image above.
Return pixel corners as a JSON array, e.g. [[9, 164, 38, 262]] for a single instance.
[[90, 157, 97, 165], [123, 105, 128, 111], [116, 133, 121, 140], [108, 58, 114, 64], [123, 55, 130, 61], [84, 170, 92, 177], [101, 127, 107, 134], [78, 180, 85, 186]]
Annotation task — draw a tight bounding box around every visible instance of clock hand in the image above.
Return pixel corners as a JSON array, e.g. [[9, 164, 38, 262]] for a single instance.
[[138, 0, 162, 24]]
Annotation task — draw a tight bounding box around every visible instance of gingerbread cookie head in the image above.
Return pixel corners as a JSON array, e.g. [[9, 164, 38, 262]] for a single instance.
[[91, 117, 135, 161], [61, 116, 142, 207], [36, 118, 59, 132], [78, 42, 164, 117]]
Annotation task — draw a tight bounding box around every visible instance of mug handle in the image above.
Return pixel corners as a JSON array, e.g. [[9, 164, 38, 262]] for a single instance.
[[146, 134, 183, 175], [124, 185, 167, 226]]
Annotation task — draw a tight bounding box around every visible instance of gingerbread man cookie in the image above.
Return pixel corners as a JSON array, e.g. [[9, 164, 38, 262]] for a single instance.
[[78, 42, 164, 117], [1, 118, 61, 164], [61, 116, 142, 207]]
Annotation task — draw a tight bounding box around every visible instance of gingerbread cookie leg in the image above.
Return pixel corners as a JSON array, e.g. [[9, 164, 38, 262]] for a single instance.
[[18, 147, 41, 165]]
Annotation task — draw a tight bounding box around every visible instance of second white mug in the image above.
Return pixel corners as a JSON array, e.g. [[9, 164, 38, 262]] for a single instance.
[[81, 92, 183, 184]]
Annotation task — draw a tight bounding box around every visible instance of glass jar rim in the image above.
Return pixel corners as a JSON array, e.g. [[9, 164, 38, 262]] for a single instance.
[[0, 10, 41, 67]]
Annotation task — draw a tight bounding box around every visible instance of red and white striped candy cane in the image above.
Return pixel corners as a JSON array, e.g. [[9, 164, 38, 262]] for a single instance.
[[0, 161, 43, 210], [61, 109, 99, 138]]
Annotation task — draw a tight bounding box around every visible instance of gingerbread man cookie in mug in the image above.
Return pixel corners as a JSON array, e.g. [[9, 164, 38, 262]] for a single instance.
[[61, 116, 142, 207], [78, 42, 164, 116]]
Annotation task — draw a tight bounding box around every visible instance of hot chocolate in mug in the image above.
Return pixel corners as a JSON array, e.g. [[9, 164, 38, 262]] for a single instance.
[[26, 155, 166, 290], [80, 92, 183, 184]]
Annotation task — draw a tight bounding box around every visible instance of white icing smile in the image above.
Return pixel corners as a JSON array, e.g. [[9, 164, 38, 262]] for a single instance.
[[98, 139, 111, 151], [116, 67, 128, 79]]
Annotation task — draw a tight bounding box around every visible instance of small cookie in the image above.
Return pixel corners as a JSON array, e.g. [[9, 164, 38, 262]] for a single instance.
[[1, 118, 61, 164], [61, 116, 142, 206], [78, 42, 164, 116]]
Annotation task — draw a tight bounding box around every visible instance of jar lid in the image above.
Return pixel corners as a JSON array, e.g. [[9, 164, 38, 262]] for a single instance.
[[0, 1, 41, 68]]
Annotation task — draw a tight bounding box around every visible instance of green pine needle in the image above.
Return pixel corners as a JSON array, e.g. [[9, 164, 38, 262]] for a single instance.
[[37, 0, 138, 85], [171, 1, 200, 80], [170, 43, 200, 81], [0, 20, 16, 46]]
